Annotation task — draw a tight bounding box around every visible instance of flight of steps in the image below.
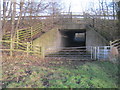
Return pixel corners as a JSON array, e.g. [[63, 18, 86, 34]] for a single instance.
[[45, 47, 92, 60]]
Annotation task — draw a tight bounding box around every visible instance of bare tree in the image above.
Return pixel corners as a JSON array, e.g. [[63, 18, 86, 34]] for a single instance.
[[47, 1, 63, 15], [2, 0, 12, 34], [15, 1, 24, 30], [68, 2, 71, 13], [0, 0, 2, 40], [85, 0, 118, 40], [11, 1, 16, 38], [117, 1, 120, 38], [0, 0, 3, 76], [1, 0, 64, 41], [104, 0, 109, 19], [3, 0, 7, 24], [112, 0, 115, 20]]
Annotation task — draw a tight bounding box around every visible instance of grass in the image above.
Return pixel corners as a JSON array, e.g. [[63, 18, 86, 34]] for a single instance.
[[2, 55, 118, 88]]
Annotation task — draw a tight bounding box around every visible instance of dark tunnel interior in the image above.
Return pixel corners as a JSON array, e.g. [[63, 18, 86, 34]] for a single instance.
[[59, 29, 86, 47]]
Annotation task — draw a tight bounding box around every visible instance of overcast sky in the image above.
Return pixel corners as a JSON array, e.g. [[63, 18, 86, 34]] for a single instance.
[[63, 0, 91, 12], [63, 0, 113, 13], [0, 0, 116, 14]]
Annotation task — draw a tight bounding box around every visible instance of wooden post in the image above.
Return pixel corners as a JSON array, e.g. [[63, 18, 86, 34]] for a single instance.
[[40, 47, 41, 55], [10, 38, 13, 56], [27, 42, 29, 56], [17, 30, 19, 41], [110, 41, 112, 46], [41, 47, 45, 59], [30, 27, 33, 38], [17, 30, 19, 49]]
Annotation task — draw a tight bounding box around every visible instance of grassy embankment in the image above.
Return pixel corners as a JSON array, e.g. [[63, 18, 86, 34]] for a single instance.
[[2, 25, 119, 88], [2, 55, 118, 88]]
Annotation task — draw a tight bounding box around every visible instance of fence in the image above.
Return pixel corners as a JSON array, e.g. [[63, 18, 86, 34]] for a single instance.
[[45, 46, 112, 60], [1, 40, 112, 60], [0, 39, 45, 58], [110, 39, 120, 53], [3, 22, 43, 42], [90, 46, 111, 60], [16, 23, 43, 41]]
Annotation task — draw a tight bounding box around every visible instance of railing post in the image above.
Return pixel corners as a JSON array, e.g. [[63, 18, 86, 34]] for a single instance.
[[97, 47, 100, 60], [110, 41, 112, 46], [10, 38, 13, 56], [94, 47, 97, 60], [17, 30, 19, 41], [41, 47, 45, 59], [27, 42, 29, 56], [17, 30, 19, 49], [103, 46, 105, 60], [40, 47, 41, 55], [31, 27, 33, 38], [104, 46, 107, 60], [91, 47, 93, 59]]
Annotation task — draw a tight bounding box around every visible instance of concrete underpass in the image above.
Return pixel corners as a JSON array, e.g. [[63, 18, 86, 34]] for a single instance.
[[59, 29, 86, 47], [33, 22, 110, 60]]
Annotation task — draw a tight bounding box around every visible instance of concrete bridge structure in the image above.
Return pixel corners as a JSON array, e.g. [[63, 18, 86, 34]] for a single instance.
[[1, 12, 119, 61], [33, 14, 110, 60], [33, 16, 108, 48]]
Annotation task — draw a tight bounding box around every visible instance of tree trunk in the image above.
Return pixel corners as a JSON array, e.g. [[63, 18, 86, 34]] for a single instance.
[[11, 1, 16, 39], [2, 2, 12, 35], [0, 1, 2, 40], [2, 0, 8, 34], [117, 2, 120, 21], [117, 1, 120, 38], [112, 0, 115, 20], [15, 1, 24, 30], [0, 0, 3, 82]]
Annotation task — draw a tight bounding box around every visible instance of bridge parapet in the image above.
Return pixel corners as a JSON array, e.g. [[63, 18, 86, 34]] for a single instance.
[[61, 22, 86, 30]]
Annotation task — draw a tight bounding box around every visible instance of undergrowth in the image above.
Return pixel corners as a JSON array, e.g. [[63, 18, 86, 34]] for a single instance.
[[2, 55, 118, 88]]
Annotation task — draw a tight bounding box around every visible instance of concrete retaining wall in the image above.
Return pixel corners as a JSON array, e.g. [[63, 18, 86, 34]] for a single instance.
[[33, 26, 110, 57], [33, 28, 64, 54], [86, 28, 109, 47]]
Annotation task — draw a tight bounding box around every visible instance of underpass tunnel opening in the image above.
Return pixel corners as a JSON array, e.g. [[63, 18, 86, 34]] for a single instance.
[[59, 29, 86, 47]]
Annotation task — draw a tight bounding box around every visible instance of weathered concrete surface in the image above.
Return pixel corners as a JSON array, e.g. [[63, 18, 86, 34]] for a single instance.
[[61, 22, 86, 30], [86, 28, 109, 47], [109, 47, 119, 63], [33, 23, 110, 56], [33, 28, 64, 54], [33, 26, 109, 50]]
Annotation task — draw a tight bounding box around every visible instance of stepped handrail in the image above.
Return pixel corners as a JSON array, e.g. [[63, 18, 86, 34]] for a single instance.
[[3, 22, 43, 42]]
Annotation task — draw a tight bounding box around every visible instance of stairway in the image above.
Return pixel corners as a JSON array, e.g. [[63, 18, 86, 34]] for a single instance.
[[45, 47, 92, 60]]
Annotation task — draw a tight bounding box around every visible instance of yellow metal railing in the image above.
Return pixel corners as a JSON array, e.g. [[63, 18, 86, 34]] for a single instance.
[[110, 39, 120, 53], [1, 22, 45, 58], [16, 22, 43, 42], [110, 39, 120, 47], [1, 39, 45, 58], [3, 22, 43, 42]]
